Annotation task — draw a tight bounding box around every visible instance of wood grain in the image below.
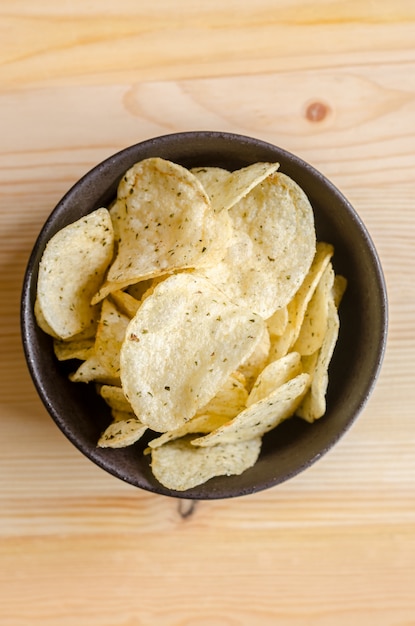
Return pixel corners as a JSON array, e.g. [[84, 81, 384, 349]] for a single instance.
[[1, 1, 415, 624]]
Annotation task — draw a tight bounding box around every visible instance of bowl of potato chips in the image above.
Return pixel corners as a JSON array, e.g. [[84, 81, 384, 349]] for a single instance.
[[21, 131, 387, 498]]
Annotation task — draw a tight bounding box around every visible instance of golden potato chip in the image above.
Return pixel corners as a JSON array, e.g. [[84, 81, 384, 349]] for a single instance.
[[238, 325, 271, 390], [110, 409, 133, 421], [293, 262, 335, 356], [34, 298, 59, 338], [192, 372, 310, 446], [98, 415, 146, 448], [94, 299, 130, 378], [147, 370, 249, 449], [267, 330, 294, 364], [92, 157, 230, 303], [191, 166, 230, 204], [333, 274, 348, 308], [150, 435, 262, 491], [99, 384, 132, 413], [267, 242, 333, 362], [108, 198, 123, 241], [69, 354, 120, 385], [247, 352, 302, 407], [197, 172, 316, 318], [110, 290, 141, 318], [126, 278, 155, 301], [147, 413, 231, 450], [196, 371, 248, 418], [53, 337, 95, 362], [199, 203, 234, 269], [296, 293, 340, 422], [120, 273, 266, 433], [197, 162, 280, 214], [36, 208, 114, 339], [266, 306, 289, 338]]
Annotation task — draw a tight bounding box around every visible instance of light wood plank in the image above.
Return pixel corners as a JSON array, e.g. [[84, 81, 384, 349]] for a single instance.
[[1, 2, 415, 624]]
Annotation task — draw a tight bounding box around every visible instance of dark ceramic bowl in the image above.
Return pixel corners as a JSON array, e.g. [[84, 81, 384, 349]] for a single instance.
[[21, 131, 388, 499]]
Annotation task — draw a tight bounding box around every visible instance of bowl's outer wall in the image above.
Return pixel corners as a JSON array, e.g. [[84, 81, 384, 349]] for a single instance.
[[21, 132, 388, 499]]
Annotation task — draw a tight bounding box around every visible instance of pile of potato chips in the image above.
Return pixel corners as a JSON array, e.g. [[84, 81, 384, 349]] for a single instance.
[[35, 157, 346, 491]]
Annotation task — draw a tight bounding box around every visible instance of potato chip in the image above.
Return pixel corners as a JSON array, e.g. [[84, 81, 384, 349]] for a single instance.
[[69, 354, 120, 386], [108, 198, 123, 241], [196, 162, 280, 214], [296, 293, 340, 422], [147, 371, 248, 449], [98, 415, 146, 448], [150, 435, 262, 491], [147, 414, 231, 450], [191, 166, 230, 204], [333, 274, 348, 308], [120, 273, 266, 432], [247, 352, 302, 407], [53, 337, 95, 362], [36, 208, 114, 339], [34, 298, 59, 338], [196, 370, 248, 418], [126, 278, 155, 301], [266, 306, 289, 338], [267, 242, 333, 362], [199, 203, 234, 269], [92, 158, 231, 303], [99, 384, 132, 413], [94, 299, 130, 378], [238, 325, 270, 390], [192, 372, 310, 446], [110, 290, 141, 318], [292, 262, 335, 356], [197, 172, 316, 318]]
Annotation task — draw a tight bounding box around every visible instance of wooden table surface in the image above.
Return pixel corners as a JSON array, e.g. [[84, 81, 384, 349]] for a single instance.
[[1, 2, 414, 624]]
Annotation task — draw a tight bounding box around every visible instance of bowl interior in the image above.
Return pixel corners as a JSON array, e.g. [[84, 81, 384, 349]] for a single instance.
[[21, 131, 388, 499]]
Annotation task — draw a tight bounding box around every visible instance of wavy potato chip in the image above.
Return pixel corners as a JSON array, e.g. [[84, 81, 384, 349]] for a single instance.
[[333, 274, 348, 308], [196, 370, 248, 418], [147, 414, 231, 450], [191, 166, 230, 203], [94, 299, 130, 378], [99, 384, 132, 413], [120, 273, 266, 432], [69, 354, 120, 386], [34, 298, 59, 338], [293, 262, 335, 356], [238, 324, 271, 390], [67, 300, 129, 383], [147, 372, 248, 450], [110, 290, 141, 318], [92, 158, 231, 302], [36, 208, 114, 339], [296, 291, 341, 422], [266, 306, 289, 338], [196, 162, 280, 214], [192, 372, 310, 447], [150, 435, 262, 491], [53, 337, 95, 362], [126, 278, 155, 301], [98, 415, 146, 448], [247, 351, 302, 407], [198, 172, 316, 318], [267, 242, 333, 362]]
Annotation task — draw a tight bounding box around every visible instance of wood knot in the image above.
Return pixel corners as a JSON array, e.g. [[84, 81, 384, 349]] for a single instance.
[[305, 101, 331, 122]]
